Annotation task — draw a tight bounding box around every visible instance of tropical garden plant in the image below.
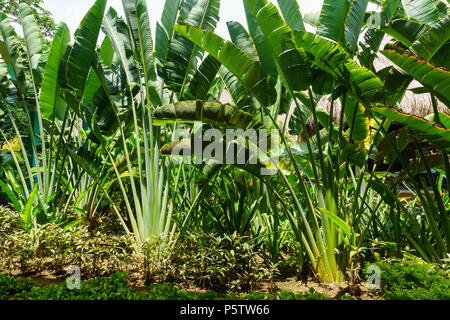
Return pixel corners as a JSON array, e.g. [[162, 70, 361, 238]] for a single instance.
[[0, 0, 448, 291]]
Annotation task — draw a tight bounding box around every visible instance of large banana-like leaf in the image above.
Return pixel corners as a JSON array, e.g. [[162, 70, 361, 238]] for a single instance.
[[317, 0, 349, 44], [0, 61, 9, 97], [317, 0, 371, 52], [188, 54, 221, 99], [18, 3, 48, 80], [358, 28, 385, 71], [223, 21, 258, 110], [135, 0, 160, 107], [218, 66, 251, 110], [243, 1, 277, 77], [244, 0, 311, 91], [173, 24, 277, 106], [102, 7, 140, 88], [382, 49, 450, 106], [39, 23, 70, 121], [401, 0, 445, 25], [372, 107, 450, 151], [121, 0, 142, 55], [226, 21, 259, 61], [165, 0, 220, 96], [0, 12, 26, 93], [82, 37, 114, 108], [385, 19, 429, 48], [155, 0, 182, 64], [58, 0, 106, 93], [426, 112, 450, 129], [343, 97, 370, 141], [410, 15, 450, 61], [277, 0, 305, 32], [301, 32, 383, 107], [431, 41, 450, 70], [153, 100, 262, 129], [374, 66, 412, 106], [345, 0, 369, 53]]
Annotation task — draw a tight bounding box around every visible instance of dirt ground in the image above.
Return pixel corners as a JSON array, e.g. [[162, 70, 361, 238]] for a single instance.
[[272, 278, 382, 300]]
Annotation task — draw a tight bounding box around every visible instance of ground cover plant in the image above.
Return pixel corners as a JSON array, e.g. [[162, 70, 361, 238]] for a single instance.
[[0, 0, 449, 301]]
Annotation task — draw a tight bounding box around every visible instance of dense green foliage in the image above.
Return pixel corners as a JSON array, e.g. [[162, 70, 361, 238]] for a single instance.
[[1, 272, 336, 300], [372, 260, 450, 300], [0, 0, 55, 36], [0, 273, 36, 300], [0, 0, 449, 300]]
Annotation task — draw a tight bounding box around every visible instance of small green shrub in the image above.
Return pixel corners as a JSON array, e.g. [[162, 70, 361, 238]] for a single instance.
[[0, 274, 36, 299], [144, 232, 277, 293], [0, 211, 135, 276], [15, 272, 135, 300], [368, 260, 450, 300]]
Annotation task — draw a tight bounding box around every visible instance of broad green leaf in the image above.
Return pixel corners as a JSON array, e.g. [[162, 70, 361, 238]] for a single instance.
[[401, 0, 443, 25], [0, 12, 26, 93], [244, 0, 278, 77], [227, 21, 259, 61], [317, 0, 349, 43], [39, 23, 70, 121], [59, 0, 106, 93], [425, 112, 450, 129], [18, 3, 48, 77], [375, 66, 412, 106], [345, 0, 369, 53], [244, 0, 311, 91], [102, 7, 140, 88], [188, 54, 221, 99], [82, 37, 113, 108], [301, 32, 383, 107], [410, 15, 450, 60], [135, 0, 162, 107], [372, 107, 450, 151], [385, 19, 429, 48], [155, 0, 182, 64], [344, 97, 370, 141], [358, 28, 385, 71], [121, 0, 142, 55], [165, 0, 220, 96], [382, 49, 450, 106], [174, 24, 277, 106], [277, 0, 306, 32], [218, 66, 251, 110], [20, 185, 38, 232], [319, 207, 352, 236], [431, 41, 450, 70], [0, 180, 22, 213], [303, 11, 320, 27]]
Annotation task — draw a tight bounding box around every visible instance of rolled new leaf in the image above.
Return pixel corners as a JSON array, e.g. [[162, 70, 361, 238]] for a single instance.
[[153, 100, 262, 129]]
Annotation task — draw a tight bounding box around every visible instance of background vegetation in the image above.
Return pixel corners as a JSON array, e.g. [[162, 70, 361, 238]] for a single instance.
[[0, 0, 449, 299]]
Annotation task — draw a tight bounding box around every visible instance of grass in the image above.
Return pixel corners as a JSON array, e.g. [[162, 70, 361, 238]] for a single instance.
[[1, 272, 345, 301], [373, 260, 450, 300]]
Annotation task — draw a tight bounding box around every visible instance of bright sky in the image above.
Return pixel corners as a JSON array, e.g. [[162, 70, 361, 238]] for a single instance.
[[42, 0, 329, 39]]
